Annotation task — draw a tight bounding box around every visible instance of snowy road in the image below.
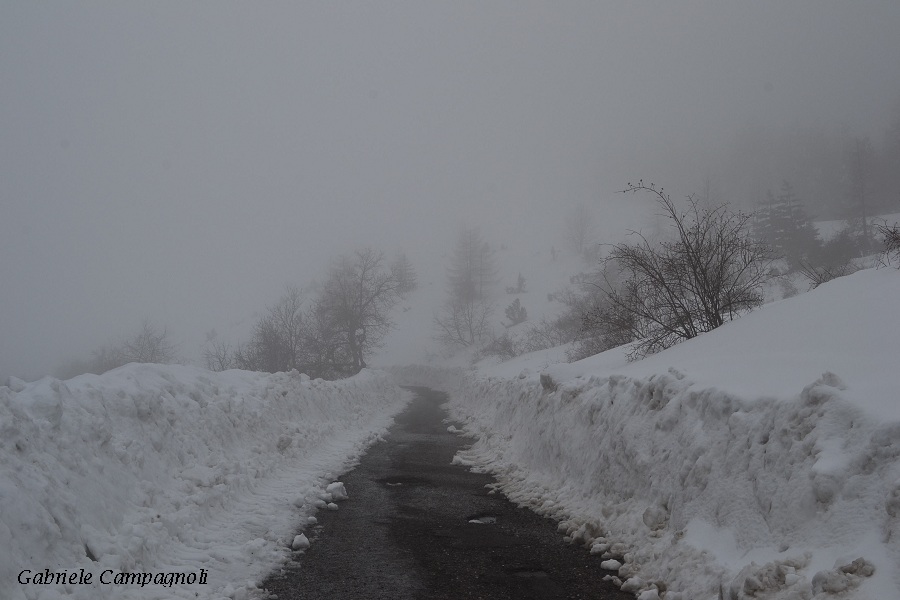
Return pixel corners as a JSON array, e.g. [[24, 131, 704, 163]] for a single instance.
[[261, 387, 632, 599]]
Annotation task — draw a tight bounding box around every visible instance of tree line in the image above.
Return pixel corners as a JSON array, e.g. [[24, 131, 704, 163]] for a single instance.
[[205, 248, 416, 378], [712, 105, 900, 222], [57, 248, 416, 381]]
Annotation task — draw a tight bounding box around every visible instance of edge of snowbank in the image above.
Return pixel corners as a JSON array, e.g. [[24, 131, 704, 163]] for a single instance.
[[1, 364, 410, 600], [394, 362, 900, 600]]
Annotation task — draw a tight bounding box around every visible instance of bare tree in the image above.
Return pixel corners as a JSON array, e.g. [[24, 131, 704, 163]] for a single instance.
[[269, 285, 305, 370], [229, 251, 406, 379], [588, 182, 773, 360], [233, 286, 305, 373], [316, 248, 407, 374], [203, 338, 234, 371], [120, 320, 178, 364], [67, 320, 179, 376], [300, 300, 352, 379], [433, 293, 493, 348], [201, 329, 233, 371], [233, 315, 281, 372]]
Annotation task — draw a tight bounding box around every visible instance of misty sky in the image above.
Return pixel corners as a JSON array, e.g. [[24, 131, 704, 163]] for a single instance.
[[2, 1, 899, 380]]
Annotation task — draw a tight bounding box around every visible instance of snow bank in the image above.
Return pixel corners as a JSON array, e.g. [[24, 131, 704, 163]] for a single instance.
[[444, 268, 900, 599], [1, 364, 409, 600]]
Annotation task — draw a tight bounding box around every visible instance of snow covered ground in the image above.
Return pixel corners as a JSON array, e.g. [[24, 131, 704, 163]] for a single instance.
[[5, 266, 898, 600], [401, 267, 900, 600], [814, 211, 900, 242], [1, 364, 410, 600]]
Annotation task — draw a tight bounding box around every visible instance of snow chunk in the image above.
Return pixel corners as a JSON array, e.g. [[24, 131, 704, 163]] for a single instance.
[[326, 481, 348, 501], [590, 542, 610, 555], [641, 505, 668, 531], [5, 376, 26, 392], [812, 557, 875, 594], [291, 534, 310, 550], [468, 516, 497, 524], [621, 576, 644, 592]]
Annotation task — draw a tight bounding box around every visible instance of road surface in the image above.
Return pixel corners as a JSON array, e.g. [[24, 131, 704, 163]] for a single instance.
[[262, 386, 633, 600]]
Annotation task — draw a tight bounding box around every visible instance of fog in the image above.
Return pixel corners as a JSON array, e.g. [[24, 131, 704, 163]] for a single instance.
[[2, 1, 899, 381]]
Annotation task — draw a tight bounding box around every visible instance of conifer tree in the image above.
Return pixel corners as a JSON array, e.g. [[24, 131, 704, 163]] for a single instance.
[[754, 181, 820, 266]]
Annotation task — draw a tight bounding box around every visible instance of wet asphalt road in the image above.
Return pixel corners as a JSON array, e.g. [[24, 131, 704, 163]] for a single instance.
[[261, 386, 633, 600]]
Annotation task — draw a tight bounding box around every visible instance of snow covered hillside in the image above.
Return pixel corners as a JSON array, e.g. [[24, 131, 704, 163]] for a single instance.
[[422, 267, 900, 600], [814, 212, 900, 242], [1, 365, 410, 600]]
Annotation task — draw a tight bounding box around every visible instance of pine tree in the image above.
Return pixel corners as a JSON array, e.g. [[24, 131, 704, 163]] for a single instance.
[[844, 137, 874, 252], [776, 181, 820, 265], [754, 181, 820, 266], [446, 228, 496, 304], [390, 251, 418, 294], [504, 298, 527, 326], [434, 228, 496, 347]]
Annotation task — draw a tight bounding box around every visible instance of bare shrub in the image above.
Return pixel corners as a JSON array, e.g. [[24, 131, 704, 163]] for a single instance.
[[519, 316, 574, 354], [203, 338, 234, 372], [517, 274, 615, 361], [474, 331, 519, 362], [876, 221, 900, 268], [588, 182, 774, 360], [797, 261, 859, 290]]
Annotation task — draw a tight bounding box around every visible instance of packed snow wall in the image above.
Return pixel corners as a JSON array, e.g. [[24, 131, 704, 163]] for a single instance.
[[1, 364, 410, 600], [445, 369, 900, 600]]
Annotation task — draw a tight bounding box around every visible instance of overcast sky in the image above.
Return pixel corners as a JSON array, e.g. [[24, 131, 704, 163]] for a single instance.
[[2, 1, 899, 380]]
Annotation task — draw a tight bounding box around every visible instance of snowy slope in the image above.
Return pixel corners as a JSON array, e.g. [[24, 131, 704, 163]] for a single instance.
[[1, 364, 410, 600], [435, 267, 900, 600], [814, 212, 900, 242]]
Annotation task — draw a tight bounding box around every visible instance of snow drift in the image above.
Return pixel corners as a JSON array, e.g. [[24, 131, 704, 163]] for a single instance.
[[1, 364, 410, 600], [439, 268, 900, 600]]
